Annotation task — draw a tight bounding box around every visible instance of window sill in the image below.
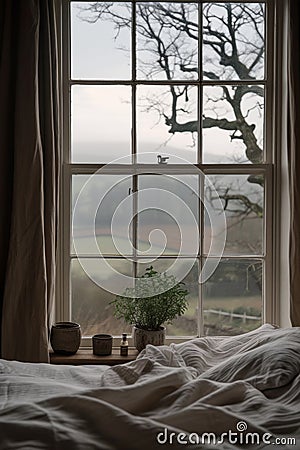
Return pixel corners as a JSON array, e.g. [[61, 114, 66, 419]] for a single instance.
[[50, 348, 138, 366]]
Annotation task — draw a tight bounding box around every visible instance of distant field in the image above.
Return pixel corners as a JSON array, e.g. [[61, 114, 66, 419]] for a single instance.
[[72, 231, 191, 255], [203, 295, 261, 311], [174, 295, 261, 319]]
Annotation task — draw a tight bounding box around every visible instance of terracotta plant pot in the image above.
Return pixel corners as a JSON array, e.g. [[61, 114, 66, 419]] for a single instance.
[[50, 322, 81, 355], [133, 325, 166, 352], [92, 334, 113, 356]]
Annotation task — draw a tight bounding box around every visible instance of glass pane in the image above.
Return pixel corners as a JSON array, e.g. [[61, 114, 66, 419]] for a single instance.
[[71, 259, 133, 336], [204, 174, 264, 255], [137, 259, 199, 336], [136, 3, 198, 80], [202, 258, 263, 336], [202, 85, 264, 163], [71, 2, 131, 79], [71, 85, 131, 163], [137, 175, 199, 256], [137, 85, 198, 163], [202, 3, 265, 80], [72, 175, 133, 256]]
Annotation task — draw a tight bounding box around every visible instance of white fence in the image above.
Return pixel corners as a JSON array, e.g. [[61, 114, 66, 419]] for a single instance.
[[204, 309, 261, 323]]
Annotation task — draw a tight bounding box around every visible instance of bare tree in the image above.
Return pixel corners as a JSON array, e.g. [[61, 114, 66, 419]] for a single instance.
[[79, 2, 265, 209]]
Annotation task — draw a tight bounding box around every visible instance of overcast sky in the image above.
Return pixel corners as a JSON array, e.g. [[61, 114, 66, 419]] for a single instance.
[[70, 2, 264, 164]]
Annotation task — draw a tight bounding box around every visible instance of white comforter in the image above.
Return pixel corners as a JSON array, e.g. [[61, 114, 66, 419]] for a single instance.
[[0, 324, 299, 449]]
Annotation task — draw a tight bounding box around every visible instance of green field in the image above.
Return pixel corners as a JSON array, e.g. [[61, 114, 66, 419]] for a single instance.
[[166, 295, 261, 336]]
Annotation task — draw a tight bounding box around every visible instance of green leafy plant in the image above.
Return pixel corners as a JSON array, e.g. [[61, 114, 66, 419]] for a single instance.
[[111, 266, 189, 331]]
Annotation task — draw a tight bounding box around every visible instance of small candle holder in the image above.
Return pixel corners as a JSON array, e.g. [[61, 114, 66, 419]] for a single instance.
[[92, 334, 113, 356]]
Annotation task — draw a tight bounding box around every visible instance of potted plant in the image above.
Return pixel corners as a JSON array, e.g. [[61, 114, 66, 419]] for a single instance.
[[111, 266, 189, 351]]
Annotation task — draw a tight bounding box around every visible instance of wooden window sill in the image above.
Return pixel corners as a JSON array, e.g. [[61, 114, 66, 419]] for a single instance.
[[50, 348, 138, 366]]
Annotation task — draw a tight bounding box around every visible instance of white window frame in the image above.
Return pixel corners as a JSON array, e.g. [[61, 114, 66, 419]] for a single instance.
[[56, 0, 280, 347]]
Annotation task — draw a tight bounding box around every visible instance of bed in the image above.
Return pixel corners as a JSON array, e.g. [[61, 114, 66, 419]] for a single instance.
[[0, 324, 299, 449]]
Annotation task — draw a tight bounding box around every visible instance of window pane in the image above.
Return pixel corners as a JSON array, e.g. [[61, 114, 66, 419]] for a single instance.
[[137, 85, 198, 163], [137, 175, 199, 255], [204, 174, 264, 255], [137, 259, 199, 336], [202, 3, 265, 80], [67, 1, 269, 342], [136, 3, 198, 80], [71, 2, 131, 80], [71, 259, 133, 336], [72, 175, 133, 256], [202, 258, 263, 336], [71, 85, 131, 163], [202, 85, 264, 163]]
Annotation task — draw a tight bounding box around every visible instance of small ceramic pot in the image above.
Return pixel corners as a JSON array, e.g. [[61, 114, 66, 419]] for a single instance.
[[50, 322, 81, 355], [133, 326, 166, 352], [92, 334, 113, 356]]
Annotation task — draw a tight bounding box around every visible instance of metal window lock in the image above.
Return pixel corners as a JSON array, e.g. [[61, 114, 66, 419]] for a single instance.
[[157, 155, 169, 164]]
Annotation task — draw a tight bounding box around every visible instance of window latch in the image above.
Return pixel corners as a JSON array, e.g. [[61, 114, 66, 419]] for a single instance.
[[157, 155, 169, 164]]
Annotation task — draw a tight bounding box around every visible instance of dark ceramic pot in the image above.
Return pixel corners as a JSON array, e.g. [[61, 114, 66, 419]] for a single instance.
[[50, 322, 81, 355]]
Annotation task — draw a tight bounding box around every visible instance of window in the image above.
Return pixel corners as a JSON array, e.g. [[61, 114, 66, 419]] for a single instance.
[[60, 1, 276, 344]]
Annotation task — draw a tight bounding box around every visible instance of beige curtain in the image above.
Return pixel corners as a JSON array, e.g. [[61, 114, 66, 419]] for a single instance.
[[0, 1, 60, 362], [287, 0, 300, 326]]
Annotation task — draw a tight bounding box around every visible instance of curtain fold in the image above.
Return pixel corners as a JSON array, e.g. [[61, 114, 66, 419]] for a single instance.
[[0, 0, 60, 362], [287, 0, 300, 326]]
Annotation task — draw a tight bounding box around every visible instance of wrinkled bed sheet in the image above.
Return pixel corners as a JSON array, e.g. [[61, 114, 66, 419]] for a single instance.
[[0, 324, 299, 449]]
